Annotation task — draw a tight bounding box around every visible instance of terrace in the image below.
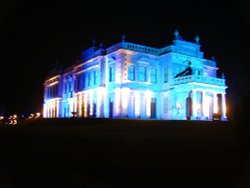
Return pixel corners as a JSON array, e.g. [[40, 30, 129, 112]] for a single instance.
[[173, 75, 226, 86]]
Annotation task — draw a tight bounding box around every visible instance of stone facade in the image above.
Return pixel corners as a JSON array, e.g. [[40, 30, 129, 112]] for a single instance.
[[43, 31, 227, 120]]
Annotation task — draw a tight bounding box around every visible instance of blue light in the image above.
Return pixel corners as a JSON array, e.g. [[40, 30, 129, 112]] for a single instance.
[[43, 31, 227, 121]]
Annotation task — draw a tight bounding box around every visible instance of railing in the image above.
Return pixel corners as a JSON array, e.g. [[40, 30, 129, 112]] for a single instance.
[[203, 60, 216, 67], [173, 75, 225, 86], [158, 46, 173, 55], [106, 42, 123, 53], [123, 42, 159, 55], [106, 42, 159, 55]]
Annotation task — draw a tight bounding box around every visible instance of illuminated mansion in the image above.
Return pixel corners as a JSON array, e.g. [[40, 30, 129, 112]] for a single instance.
[[43, 31, 227, 120]]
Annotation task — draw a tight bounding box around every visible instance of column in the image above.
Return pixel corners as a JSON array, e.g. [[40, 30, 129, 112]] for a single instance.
[[115, 88, 121, 117], [222, 93, 227, 120], [79, 93, 82, 117], [56, 99, 60, 118], [97, 88, 105, 118], [84, 93, 87, 117], [134, 91, 140, 118], [213, 92, 218, 114], [201, 91, 205, 118], [73, 94, 77, 114], [192, 90, 197, 119], [121, 88, 130, 118], [43, 103, 47, 118]]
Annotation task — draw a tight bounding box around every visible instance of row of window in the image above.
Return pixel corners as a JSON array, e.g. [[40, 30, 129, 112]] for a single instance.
[[87, 70, 98, 86], [125, 65, 168, 83], [62, 65, 169, 95], [46, 84, 58, 98], [64, 70, 100, 93]]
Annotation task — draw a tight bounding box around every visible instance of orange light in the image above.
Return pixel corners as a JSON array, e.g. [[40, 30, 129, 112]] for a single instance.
[[121, 87, 130, 111]]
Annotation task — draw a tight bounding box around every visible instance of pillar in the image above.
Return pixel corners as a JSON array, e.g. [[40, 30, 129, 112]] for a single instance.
[[192, 90, 197, 119], [79, 93, 82, 117], [222, 93, 227, 120], [213, 92, 218, 114], [201, 91, 206, 118], [56, 99, 60, 118]]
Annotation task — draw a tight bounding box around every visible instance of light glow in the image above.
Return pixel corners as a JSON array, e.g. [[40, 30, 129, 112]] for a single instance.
[[43, 103, 47, 118], [203, 95, 212, 118], [89, 90, 93, 116], [69, 98, 74, 117], [145, 90, 152, 117], [43, 33, 227, 121], [213, 93, 218, 114], [78, 93, 83, 117], [134, 91, 140, 117], [84, 93, 87, 117], [192, 91, 197, 117], [97, 87, 106, 117], [121, 87, 130, 111], [115, 88, 121, 116], [176, 102, 181, 109], [222, 94, 227, 118]]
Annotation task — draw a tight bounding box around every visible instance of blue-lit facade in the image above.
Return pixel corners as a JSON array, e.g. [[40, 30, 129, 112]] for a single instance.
[[43, 31, 227, 120]]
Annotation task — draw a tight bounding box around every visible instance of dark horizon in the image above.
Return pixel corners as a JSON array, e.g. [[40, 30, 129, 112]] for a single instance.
[[1, 0, 250, 116]]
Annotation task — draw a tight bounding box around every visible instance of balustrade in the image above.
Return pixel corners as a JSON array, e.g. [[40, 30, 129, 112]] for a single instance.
[[173, 75, 225, 86]]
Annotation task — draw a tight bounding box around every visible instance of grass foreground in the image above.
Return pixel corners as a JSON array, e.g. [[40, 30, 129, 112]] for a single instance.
[[0, 118, 249, 188]]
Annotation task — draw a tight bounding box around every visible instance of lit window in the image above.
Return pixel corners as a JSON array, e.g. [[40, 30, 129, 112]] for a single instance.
[[77, 73, 85, 91], [93, 71, 96, 85], [88, 73, 91, 86], [163, 67, 168, 83], [69, 82, 72, 91], [64, 83, 67, 93], [139, 66, 147, 82], [109, 66, 115, 82], [150, 68, 157, 83], [77, 75, 80, 91], [55, 85, 58, 96], [46, 88, 49, 98], [82, 73, 85, 89], [196, 70, 201, 75], [128, 65, 135, 81]]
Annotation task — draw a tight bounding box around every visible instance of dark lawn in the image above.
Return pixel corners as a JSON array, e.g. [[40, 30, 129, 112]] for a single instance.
[[0, 119, 249, 188]]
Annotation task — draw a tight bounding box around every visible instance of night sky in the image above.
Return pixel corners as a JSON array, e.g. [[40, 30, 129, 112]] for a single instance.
[[1, 0, 250, 116]]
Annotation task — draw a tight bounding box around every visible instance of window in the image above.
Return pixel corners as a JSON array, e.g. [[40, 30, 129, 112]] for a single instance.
[[139, 66, 147, 82], [163, 67, 168, 83], [196, 70, 201, 75], [88, 72, 91, 86], [64, 83, 67, 93], [54, 86, 57, 97], [69, 82, 72, 92], [109, 66, 115, 82], [77, 75, 80, 91], [82, 73, 86, 89], [93, 70, 97, 85], [150, 68, 157, 83], [76, 73, 85, 91], [128, 65, 135, 81], [47, 87, 50, 98]]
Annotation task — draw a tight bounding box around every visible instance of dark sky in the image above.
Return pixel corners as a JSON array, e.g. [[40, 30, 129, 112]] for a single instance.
[[0, 0, 250, 116]]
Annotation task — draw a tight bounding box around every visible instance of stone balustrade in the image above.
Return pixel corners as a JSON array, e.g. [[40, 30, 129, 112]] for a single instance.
[[173, 75, 225, 86], [107, 42, 159, 55]]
